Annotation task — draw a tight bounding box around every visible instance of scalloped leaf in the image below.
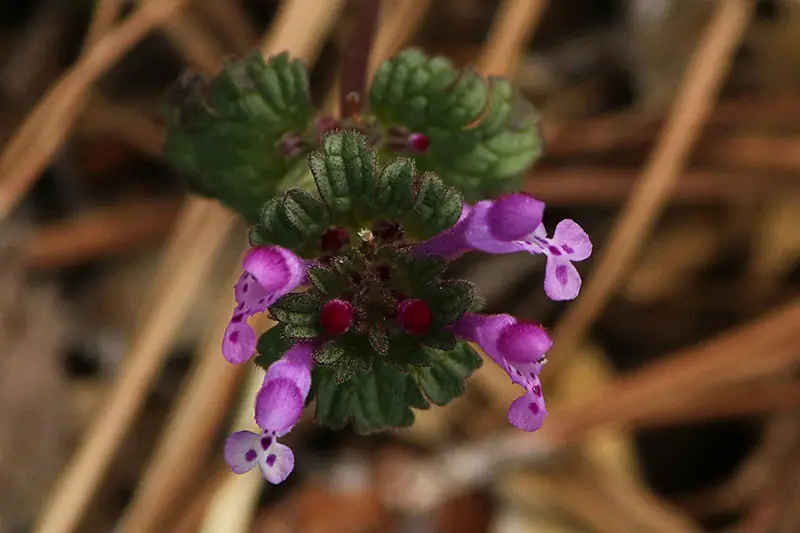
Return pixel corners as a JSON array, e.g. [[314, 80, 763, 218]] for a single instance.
[[164, 51, 314, 222], [369, 49, 543, 200], [413, 341, 482, 406]]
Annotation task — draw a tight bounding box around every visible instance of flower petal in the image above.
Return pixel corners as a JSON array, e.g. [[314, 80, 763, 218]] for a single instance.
[[487, 193, 545, 241], [552, 219, 592, 261], [507, 390, 547, 432], [412, 203, 473, 259], [464, 201, 528, 254], [472, 314, 517, 364], [222, 320, 258, 364], [224, 430, 261, 474], [254, 378, 304, 433], [258, 441, 295, 484], [503, 360, 546, 392], [544, 258, 582, 301], [234, 272, 269, 311], [497, 323, 552, 363], [243, 246, 306, 298], [265, 342, 314, 398]]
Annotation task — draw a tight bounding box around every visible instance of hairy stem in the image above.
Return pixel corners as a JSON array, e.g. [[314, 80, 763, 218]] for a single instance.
[[339, 0, 381, 117]]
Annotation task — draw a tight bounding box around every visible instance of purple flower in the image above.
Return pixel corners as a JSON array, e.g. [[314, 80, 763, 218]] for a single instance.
[[224, 342, 313, 483], [464, 194, 591, 300], [222, 246, 307, 364], [414, 193, 592, 301], [450, 313, 551, 431]]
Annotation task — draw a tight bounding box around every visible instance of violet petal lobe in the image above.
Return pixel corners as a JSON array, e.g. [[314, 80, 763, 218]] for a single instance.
[[234, 272, 269, 312], [222, 320, 258, 365], [258, 441, 295, 484], [224, 430, 261, 474], [487, 193, 545, 242], [552, 219, 592, 261], [544, 258, 582, 301], [254, 378, 304, 433], [464, 201, 528, 254], [242, 246, 306, 299], [507, 390, 548, 432], [265, 342, 314, 398], [497, 322, 553, 363]]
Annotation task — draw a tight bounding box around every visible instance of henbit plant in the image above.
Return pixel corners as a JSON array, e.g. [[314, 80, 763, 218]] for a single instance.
[[162, 46, 591, 484]]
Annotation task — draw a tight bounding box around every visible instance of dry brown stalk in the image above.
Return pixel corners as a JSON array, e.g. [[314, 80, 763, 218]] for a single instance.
[[172, 467, 232, 533], [379, 299, 800, 511], [546, 299, 800, 442], [160, 8, 226, 76], [80, 95, 165, 158], [196, 0, 259, 56], [544, 93, 800, 159], [638, 377, 800, 429], [524, 167, 786, 205], [477, 0, 548, 76], [0, 0, 190, 221], [322, 0, 432, 114], [82, 0, 126, 52], [544, 0, 755, 381], [25, 197, 182, 269], [36, 0, 344, 529], [737, 442, 800, 533], [34, 199, 235, 533], [116, 262, 249, 533]]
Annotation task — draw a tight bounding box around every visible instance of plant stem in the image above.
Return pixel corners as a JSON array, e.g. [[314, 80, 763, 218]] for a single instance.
[[339, 0, 381, 117]]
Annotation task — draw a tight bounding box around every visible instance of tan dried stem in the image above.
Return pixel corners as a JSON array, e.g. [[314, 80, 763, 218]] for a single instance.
[[379, 299, 800, 511], [160, 8, 226, 76], [0, 0, 190, 221], [322, 0, 431, 114], [477, 0, 548, 76], [115, 260, 249, 533], [197, 0, 259, 55], [80, 94, 165, 158], [545, 0, 754, 380], [25, 196, 182, 269], [82, 0, 126, 52], [34, 199, 236, 533]]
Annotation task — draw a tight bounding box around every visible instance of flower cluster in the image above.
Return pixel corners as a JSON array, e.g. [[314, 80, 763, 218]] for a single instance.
[[220, 130, 592, 484]]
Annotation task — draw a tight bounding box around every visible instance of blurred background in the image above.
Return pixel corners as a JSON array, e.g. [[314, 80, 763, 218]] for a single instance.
[[0, 0, 799, 532]]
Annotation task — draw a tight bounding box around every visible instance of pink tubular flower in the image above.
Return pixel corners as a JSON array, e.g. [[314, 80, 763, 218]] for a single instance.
[[463, 194, 591, 300], [450, 313, 551, 431], [414, 193, 592, 301], [224, 342, 313, 484], [222, 246, 307, 364]]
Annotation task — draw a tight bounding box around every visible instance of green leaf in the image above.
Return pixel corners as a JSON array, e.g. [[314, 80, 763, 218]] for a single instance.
[[407, 173, 463, 238], [421, 328, 457, 351], [254, 324, 293, 370], [385, 333, 432, 369], [370, 49, 543, 200], [309, 130, 376, 221], [269, 292, 320, 326], [307, 265, 349, 296], [413, 341, 482, 406], [249, 188, 329, 255], [375, 158, 415, 216], [426, 279, 475, 324], [314, 342, 345, 365], [313, 362, 424, 433], [164, 51, 314, 222]]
